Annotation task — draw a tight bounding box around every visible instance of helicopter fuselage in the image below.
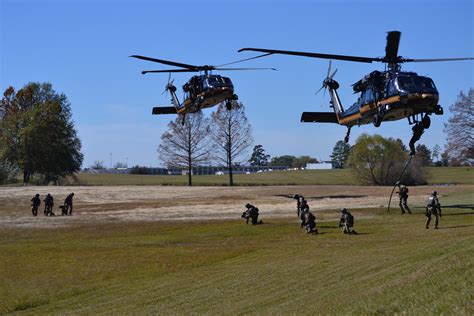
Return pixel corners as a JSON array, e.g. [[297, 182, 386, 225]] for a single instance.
[[175, 74, 236, 114], [303, 70, 443, 127]]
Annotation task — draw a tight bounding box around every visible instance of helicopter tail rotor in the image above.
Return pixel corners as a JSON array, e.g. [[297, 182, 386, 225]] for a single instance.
[[162, 73, 175, 97], [315, 60, 338, 108]]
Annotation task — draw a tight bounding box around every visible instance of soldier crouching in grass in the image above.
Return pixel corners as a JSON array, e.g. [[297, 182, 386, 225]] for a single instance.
[[241, 203, 263, 225], [426, 191, 442, 229], [305, 212, 318, 234], [339, 208, 355, 234]]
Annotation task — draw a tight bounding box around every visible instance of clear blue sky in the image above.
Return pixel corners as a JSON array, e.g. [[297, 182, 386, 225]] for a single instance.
[[1, 0, 473, 167]]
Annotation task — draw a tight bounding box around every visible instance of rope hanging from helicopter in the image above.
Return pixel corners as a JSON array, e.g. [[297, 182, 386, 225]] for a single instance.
[[387, 154, 414, 213]]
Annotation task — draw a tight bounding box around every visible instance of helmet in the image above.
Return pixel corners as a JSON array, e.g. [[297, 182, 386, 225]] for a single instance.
[[71, 193, 74, 196], [293, 194, 300, 199], [35, 193, 39, 197], [245, 203, 252, 208], [340, 208, 347, 213], [432, 191, 437, 196]]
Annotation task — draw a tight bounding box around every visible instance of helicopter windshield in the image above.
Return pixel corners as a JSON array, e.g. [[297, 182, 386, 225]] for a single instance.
[[203, 76, 233, 89], [397, 76, 437, 93]]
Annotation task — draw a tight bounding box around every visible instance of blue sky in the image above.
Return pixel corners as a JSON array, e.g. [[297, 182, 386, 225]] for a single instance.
[[1, 0, 473, 167]]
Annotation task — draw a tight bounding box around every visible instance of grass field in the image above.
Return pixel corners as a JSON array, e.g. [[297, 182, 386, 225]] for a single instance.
[[1, 189, 472, 314], [75, 167, 473, 186]]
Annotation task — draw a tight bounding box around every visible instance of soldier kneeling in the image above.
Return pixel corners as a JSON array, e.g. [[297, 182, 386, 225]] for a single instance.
[[242, 203, 263, 225], [305, 212, 318, 234], [339, 208, 355, 234]]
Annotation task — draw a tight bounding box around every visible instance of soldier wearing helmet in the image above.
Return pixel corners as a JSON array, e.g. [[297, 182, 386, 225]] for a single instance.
[[30, 194, 41, 216], [426, 191, 442, 229], [339, 208, 355, 234], [241, 203, 262, 225], [396, 182, 412, 214]]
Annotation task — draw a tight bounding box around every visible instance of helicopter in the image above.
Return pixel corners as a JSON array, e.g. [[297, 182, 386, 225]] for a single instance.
[[130, 54, 275, 122], [239, 31, 473, 154]]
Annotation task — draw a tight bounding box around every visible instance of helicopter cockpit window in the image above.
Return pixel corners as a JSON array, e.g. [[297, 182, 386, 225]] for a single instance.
[[386, 79, 398, 97], [397, 76, 437, 93], [204, 77, 222, 89]]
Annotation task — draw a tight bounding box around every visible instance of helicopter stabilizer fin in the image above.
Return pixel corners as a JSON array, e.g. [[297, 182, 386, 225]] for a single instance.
[[152, 106, 178, 115], [301, 112, 338, 123]]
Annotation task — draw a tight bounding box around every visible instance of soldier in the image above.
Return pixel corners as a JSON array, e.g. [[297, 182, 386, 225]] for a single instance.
[[63, 192, 74, 216], [409, 122, 425, 155], [293, 194, 302, 217], [426, 191, 442, 229], [242, 203, 262, 225], [300, 198, 309, 228], [339, 208, 355, 234], [305, 212, 318, 234], [43, 193, 55, 216], [396, 182, 412, 214], [30, 194, 41, 216]]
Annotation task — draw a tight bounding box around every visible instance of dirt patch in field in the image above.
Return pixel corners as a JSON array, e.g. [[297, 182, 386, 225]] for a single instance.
[[0, 185, 469, 228]]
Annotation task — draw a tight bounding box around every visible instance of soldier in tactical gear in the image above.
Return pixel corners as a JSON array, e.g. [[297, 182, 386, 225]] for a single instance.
[[299, 198, 309, 228], [305, 212, 318, 234], [426, 191, 442, 229], [339, 208, 355, 234], [43, 193, 55, 216], [396, 182, 412, 214], [31, 194, 41, 216], [63, 192, 74, 216], [293, 194, 302, 217], [409, 122, 424, 155], [242, 203, 263, 225]]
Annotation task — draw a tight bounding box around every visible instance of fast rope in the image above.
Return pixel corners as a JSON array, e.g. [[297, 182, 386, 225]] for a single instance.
[[387, 154, 414, 212]]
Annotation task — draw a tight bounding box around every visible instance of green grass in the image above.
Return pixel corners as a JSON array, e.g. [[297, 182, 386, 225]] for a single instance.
[[1, 190, 473, 314], [75, 167, 473, 186]]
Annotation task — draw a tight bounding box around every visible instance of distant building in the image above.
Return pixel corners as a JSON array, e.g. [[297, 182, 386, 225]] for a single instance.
[[306, 162, 333, 170]]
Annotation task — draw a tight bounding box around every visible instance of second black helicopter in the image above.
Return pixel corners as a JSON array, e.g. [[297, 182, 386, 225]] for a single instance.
[[130, 54, 275, 122]]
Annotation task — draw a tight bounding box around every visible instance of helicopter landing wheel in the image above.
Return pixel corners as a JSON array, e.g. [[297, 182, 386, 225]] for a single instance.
[[225, 100, 232, 111], [422, 115, 431, 129], [373, 114, 382, 127]]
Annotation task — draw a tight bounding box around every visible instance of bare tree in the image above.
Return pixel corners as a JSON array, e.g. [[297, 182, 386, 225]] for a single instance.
[[444, 88, 474, 165], [211, 101, 253, 186], [158, 111, 211, 186]]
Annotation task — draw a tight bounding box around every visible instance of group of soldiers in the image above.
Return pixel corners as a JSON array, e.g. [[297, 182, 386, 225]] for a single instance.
[[240, 187, 442, 232], [30, 193, 74, 217], [396, 183, 442, 229]]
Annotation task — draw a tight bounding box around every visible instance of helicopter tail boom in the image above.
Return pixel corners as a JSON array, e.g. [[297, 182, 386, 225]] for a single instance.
[[301, 112, 338, 123], [152, 106, 177, 115]]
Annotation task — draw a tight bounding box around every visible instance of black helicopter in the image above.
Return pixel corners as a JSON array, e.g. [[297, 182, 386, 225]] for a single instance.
[[130, 54, 275, 121], [239, 31, 473, 154]]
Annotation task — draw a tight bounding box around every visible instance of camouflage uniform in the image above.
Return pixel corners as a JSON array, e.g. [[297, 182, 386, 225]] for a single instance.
[[43, 194, 55, 216], [243, 203, 262, 225], [305, 212, 317, 234], [63, 193, 74, 216], [397, 184, 412, 214], [300, 199, 309, 228], [293, 194, 302, 217], [31, 194, 41, 216], [339, 208, 354, 234], [426, 191, 441, 229]]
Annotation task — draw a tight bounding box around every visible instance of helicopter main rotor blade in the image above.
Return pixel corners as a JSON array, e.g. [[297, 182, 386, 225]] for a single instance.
[[384, 31, 401, 63], [213, 67, 277, 71], [130, 55, 199, 70], [238, 48, 382, 63], [326, 60, 332, 79], [141, 69, 199, 74], [404, 57, 474, 63], [215, 53, 274, 67]]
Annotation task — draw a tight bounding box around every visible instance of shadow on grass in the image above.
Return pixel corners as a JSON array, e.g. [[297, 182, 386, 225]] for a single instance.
[[443, 204, 474, 210], [274, 194, 367, 200], [437, 224, 474, 230], [443, 211, 474, 216]]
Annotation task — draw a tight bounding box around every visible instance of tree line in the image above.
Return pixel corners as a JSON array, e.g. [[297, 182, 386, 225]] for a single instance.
[[0, 83, 83, 184]]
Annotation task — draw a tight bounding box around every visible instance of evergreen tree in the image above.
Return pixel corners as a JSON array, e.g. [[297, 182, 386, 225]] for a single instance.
[[248, 145, 270, 166]]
